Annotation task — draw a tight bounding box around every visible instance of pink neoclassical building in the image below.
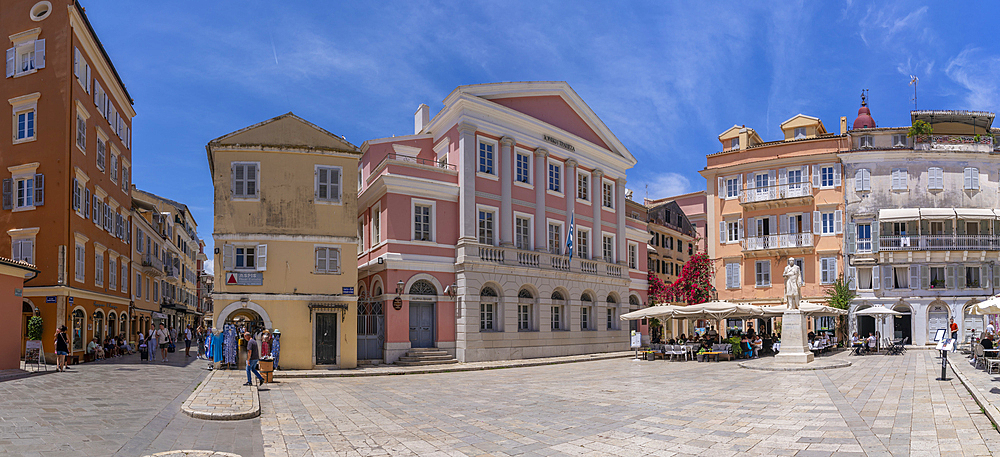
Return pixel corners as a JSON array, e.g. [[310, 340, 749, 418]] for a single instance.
[[357, 82, 647, 364]]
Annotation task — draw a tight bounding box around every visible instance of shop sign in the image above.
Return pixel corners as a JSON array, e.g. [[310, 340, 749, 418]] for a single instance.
[[68, 297, 73, 304], [226, 272, 263, 286], [14, 288, 21, 297], [45, 296, 56, 303], [392, 297, 403, 310], [342, 287, 354, 295]]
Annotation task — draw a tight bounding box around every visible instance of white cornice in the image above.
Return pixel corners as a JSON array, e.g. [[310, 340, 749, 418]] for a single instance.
[[212, 293, 358, 302], [359, 174, 459, 209], [22, 285, 130, 305], [212, 234, 356, 243]]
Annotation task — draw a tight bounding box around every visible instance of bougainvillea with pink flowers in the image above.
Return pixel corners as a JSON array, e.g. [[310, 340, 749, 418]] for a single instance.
[[662, 252, 715, 305]]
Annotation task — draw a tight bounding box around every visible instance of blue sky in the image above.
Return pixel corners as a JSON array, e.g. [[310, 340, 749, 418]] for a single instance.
[[84, 1, 1000, 268]]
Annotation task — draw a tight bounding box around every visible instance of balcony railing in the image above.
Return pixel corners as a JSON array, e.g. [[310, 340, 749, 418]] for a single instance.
[[472, 243, 624, 278], [879, 235, 1000, 251], [857, 237, 873, 253], [741, 233, 814, 251], [739, 182, 813, 204], [913, 135, 993, 153], [378, 153, 457, 171]]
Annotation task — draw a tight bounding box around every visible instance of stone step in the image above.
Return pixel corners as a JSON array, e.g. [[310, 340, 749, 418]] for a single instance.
[[395, 359, 459, 367], [407, 348, 448, 354], [398, 354, 454, 362], [405, 351, 449, 357]]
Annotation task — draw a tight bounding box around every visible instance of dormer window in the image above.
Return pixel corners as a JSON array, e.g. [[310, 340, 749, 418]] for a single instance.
[[794, 127, 806, 139], [730, 138, 739, 150], [859, 135, 874, 149]]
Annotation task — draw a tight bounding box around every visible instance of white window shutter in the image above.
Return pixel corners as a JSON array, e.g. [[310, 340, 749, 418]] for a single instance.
[[883, 265, 893, 290], [993, 264, 1000, 289], [803, 212, 811, 234], [946, 266, 954, 289], [909, 265, 919, 290], [74, 48, 80, 79], [769, 215, 777, 235], [738, 218, 744, 240], [846, 223, 856, 254], [256, 244, 267, 271], [747, 173, 755, 190], [314, 168, 320, 199], [780, 214, 789, 234], [965, 168, 972, 189], [747, 217, 756, 237], [222, 244, 234, 271], [834, 164, 841, 186], [12, 240, 21, 260], [34, 39, 44, 69], [982, 265, 989, 289], [834, 210, 843, 234], [873, 266, 880, 290], [768, 170, 775, 188], [331, 168, 341, 201], [974, 169, 980, 189], [863, 169, 871, 191], [315, 247, 325, 271], [254, 165, 260, 197], [813, 211, 821, 235], [921, 267, 930, 289], [737, 175, 742, 194], [718, 177, 724, 199], [778, 168, 787, 186], [5, 47, 13, 77], [719, 221, 726, 243], [85, 65, 91, 94], [855, 169, 863, 191], [848, 266, 857, 290], [812, 165, 820, 185]]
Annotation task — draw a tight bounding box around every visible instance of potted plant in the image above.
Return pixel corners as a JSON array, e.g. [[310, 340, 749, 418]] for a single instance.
[[907, 120, 933, 142]]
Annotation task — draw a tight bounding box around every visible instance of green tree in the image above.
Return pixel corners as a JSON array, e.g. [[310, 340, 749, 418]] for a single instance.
[[27, 315, 43, 341], [825, 275, 855, 340], [907, 119, 933, 137]]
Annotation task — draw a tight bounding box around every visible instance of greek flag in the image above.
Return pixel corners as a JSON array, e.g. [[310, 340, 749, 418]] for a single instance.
[[566, 213, 575, 259]]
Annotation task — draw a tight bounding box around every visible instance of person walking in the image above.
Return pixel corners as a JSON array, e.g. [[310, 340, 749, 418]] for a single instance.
[[184, 325, 192, 358], [156, 323, 170, 362], [54, 325, 69, 372], [195, 326, 205, 359], [950, 318, 959, 341], [244, 332, 264, 387]]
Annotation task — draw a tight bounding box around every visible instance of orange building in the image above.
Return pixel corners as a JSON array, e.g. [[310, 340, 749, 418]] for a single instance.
[[701, 116, 849, 334], [1, 1, 135, 358]]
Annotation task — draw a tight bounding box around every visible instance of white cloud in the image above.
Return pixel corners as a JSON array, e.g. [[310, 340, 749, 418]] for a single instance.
[[945, 47, 1000, 111], [631, 173, 691, 201], [204, 257, 214, 276]]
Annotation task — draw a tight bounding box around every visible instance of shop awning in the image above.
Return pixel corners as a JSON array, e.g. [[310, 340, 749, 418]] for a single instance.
[[956, 208, 996, 219], [878, 208, 919, 221], [918, 208, 955, 219]]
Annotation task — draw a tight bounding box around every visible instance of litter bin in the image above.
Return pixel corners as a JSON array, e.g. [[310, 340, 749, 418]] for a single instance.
[[258, 358, 273, 383]]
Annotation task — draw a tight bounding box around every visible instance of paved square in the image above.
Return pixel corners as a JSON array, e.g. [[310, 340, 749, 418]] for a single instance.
[[1, 350, 998, 456]]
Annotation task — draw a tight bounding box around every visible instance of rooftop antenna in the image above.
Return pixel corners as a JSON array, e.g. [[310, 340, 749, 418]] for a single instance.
[[909, 75, 918, 110], [645, 184, 648, 203]]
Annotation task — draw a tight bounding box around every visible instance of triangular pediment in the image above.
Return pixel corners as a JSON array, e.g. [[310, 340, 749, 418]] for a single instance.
[[455, 82, 632, 163], [210, 112, 358, 152]]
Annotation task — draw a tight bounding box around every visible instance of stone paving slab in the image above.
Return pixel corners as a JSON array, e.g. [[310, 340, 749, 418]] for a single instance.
[[181, 369, 260, 421], [947, 350, 1000, 432], [739, 351, 853, 371], [274, 350, 634, 378]]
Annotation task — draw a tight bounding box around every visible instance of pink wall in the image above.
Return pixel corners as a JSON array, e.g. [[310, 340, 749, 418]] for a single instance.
[[0, 273, 25, 370], [490, 95, 610, 150]]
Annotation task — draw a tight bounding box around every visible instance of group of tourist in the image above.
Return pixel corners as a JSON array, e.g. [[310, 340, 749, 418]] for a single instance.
[[86, 334, 133, 359]]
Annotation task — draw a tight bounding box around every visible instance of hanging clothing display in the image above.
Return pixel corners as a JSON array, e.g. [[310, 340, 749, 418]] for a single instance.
[[223, 324, 238, 364], [271, 332, 280, 369], [212, 329, 224, 362]]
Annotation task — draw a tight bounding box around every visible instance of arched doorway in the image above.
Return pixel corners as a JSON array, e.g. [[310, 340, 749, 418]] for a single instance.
[[964, 301, 985, 343], [927, 301, 950, 342], [215, 301, 273, 330], [72, 309, 86, 352], [856, 305, 875, 338], [94, 310, 105, 343], [107, 312, 117, 339], [408, 280, 437, 348], [226, 309, 266, 334], [21, 301, 35, 357], [120, 313, 128, 339], [892, 303, 912, 343]]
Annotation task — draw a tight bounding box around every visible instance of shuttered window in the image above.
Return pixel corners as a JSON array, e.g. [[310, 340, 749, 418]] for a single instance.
[[964, 167, 980, 190], [232, 162, 259, 198], [928, 167, 943, 190], [315, 166, 341, 202], [315, 247, 341, 274], [12, 238, 33, 263]]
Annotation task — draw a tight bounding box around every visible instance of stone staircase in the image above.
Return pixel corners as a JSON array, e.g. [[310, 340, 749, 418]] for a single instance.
[[395, 348, 458, 367]]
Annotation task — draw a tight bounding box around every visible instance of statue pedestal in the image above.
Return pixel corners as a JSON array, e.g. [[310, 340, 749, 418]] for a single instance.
[[775, 310, 814, 364]]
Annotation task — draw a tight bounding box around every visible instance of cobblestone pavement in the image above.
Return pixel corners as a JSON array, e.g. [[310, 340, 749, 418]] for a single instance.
[[0, 353, 263, 457], [182, 370, 260, 420], [261, 350, 1000, 456]]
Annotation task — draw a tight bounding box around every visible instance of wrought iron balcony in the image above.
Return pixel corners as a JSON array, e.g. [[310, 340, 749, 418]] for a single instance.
[[878, 235, 1000, 251], [740, 233, 814, 255], [141, 255, 164, 276], [913, 135, 993, 153], [739, 182, 813, 210]]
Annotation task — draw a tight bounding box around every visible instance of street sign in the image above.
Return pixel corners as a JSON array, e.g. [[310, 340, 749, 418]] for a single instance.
[[342, 287, 354, 295], [226, 272, 263, 286], [45, 296, 56, 303], [14, 288, 21, 297]]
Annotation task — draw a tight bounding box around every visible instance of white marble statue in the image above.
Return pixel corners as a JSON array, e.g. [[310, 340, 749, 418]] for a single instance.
[[783, 258, 804, 310]]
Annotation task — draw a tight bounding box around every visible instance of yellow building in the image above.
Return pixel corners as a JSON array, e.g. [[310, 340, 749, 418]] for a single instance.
[[207, 113, 361, 369]]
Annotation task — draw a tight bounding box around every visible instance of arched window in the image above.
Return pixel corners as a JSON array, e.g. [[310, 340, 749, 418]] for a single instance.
[[517, 288, 534, 331], [581, 293, 592, 302], [409, 280, 436, 296], [551, 290, 566, 330], [629, 295, 640, 307], [606, 295, 618, 330], [72, 309, 85, 351], [480, 285, 499, 331], [94, 310, 105, 342], [551, 291, 564, 301], [108, 312, 117, 338], [607, 294, 617, 304], [518, 288, 533, 299]]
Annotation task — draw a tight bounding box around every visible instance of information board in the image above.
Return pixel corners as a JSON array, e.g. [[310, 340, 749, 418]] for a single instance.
[[24, 340, 45, 371], [630, 330, 641, 349]]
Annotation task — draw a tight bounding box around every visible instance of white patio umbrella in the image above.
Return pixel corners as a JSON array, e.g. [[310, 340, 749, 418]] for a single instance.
[[855, 306, 902, 341], [619, 304, 682, 321], [670, 301, 764, 320], [970, 296, 1000, 315]]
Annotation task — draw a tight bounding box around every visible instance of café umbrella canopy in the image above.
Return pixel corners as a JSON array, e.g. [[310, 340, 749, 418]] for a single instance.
[[670, 301, 764, 320], [970, 296, 1000, 315], [619, 304, 683, 321], [854, 306, 902, 339], [759, 301, 848, 317]]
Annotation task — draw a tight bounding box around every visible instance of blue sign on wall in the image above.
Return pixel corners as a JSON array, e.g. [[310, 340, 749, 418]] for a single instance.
[[342, 287, 354, 295], [45, 296, 56, 303]]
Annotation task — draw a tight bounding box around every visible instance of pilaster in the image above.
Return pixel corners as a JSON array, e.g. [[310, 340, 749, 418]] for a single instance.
[[534, 148, 548, 251], [592, 169, 604, 257], [500, 136, 515, 246], [616, 176, 627, 265], [458, 122, 478, 242]]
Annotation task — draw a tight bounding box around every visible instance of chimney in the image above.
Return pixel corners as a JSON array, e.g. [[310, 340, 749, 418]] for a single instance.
[[840, 116, 847, 135], [414, 104, 430, 134]]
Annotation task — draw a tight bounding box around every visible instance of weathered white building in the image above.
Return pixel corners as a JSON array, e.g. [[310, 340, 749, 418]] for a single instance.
[[843, 106, 999, 345]]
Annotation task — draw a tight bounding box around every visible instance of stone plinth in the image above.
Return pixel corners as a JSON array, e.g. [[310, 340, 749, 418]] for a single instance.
[[775, 310, 813, 364]]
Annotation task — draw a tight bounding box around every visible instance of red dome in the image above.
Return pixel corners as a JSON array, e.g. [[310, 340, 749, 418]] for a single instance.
[[852, 91, 875, 129]]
